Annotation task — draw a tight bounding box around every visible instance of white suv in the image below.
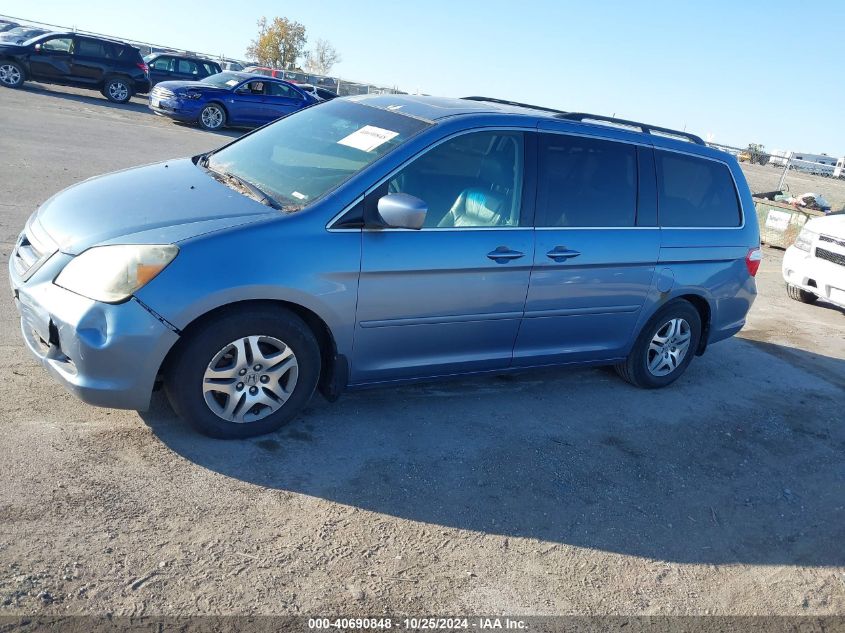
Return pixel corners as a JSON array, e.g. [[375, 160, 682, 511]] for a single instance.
[[783, 214, 845, 309]]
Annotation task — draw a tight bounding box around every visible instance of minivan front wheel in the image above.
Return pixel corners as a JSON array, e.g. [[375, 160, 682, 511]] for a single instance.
[[104, 77, 132, 103], [165, 307, 320, 438], [615, 300, 702, 389], [0, 62, 24, 88]]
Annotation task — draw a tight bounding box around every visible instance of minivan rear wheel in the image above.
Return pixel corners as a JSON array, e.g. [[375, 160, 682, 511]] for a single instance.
[[164, 307, 320, 438], [615, 300, 702, 389]]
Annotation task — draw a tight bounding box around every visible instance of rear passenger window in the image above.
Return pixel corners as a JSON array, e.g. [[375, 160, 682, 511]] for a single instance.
[[537, 134, 637, 227], [656, 151, 741, 227], [77, 39, 106, 58], [177, 59, 199, 74]]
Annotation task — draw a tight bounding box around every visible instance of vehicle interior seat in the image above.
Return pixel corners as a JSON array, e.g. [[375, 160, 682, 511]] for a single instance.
[[437, 158, 513, 228]]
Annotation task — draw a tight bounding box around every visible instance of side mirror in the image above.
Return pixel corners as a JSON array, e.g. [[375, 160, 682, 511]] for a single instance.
[[376, 193, 427, 230], [33, 43, 41, 51]]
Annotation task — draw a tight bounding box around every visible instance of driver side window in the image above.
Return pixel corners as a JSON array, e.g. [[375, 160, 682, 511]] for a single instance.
[[387, 131, 524, 228], [41, 37, 74, 53], [237, 80, 265, 95]]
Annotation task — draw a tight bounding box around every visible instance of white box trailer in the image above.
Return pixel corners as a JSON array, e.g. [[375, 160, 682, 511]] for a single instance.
[[769, 150, 840, 176]]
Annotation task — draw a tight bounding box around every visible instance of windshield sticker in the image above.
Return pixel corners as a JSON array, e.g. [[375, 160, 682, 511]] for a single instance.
[[337, 126, 400, 153], [291, 191, 307, 200], [225, 79, 239, 87]]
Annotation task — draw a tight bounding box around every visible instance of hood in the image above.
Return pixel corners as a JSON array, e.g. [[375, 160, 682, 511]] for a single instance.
[[156, 80, 228, 92], [0, 42, 26, 53], [806, 213, 845, 238], [35, 158, 278, 255]]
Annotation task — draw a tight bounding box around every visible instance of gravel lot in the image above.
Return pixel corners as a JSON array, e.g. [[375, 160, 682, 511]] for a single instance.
[[0, 83, 844, 617], [741, 162, 845, 213]]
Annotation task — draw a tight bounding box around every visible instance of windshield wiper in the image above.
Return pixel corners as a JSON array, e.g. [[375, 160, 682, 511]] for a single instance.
[[206, 166, 282, 210]]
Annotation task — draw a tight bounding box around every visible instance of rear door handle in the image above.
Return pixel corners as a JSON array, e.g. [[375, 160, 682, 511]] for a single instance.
[[546, 246, 581, 262], [487, 246, 525, 263]]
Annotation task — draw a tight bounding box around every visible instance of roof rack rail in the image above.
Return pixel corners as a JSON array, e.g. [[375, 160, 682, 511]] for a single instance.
[[461, 97, 705, 145], [556, 112, 705, 145], [461, 96, 567, 115]]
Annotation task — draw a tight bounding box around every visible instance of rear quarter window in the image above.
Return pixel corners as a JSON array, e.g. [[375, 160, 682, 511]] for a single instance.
[[656, 151, 741, 227]]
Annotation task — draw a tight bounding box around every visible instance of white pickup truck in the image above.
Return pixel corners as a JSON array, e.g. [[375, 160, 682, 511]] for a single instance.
[[783, 214, 845, 309]]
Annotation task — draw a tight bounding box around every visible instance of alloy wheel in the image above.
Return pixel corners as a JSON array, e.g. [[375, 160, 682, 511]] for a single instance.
[[108, 81, 129, 101], [201, 105, 224, 129], [646, 318, 691, 377], [202, 335, 299, 424], [0, 64, 21, 86]]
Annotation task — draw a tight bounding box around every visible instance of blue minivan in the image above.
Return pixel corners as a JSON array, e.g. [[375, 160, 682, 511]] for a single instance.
[[10, 95, 760, 438]]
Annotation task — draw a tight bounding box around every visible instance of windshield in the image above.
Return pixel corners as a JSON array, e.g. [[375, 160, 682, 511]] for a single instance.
[[205, 99, 431, 210], [22, 33, 51, 46], [200, 72, 244, 88]]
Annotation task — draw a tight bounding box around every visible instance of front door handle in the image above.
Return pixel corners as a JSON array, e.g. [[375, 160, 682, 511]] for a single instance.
[[546, 246, 581, 262], [487, 246, 525, 263]]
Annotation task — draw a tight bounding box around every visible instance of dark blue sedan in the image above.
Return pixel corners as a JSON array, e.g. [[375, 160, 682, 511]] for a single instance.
[[148, 71, 318, 130]]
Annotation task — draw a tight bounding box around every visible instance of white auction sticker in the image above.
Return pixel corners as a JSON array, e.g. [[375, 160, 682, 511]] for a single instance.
[[337, 126, 400, 152]]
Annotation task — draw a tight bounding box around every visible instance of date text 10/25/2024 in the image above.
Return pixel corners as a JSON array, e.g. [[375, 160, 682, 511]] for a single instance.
[[308, 618, 528, 630]]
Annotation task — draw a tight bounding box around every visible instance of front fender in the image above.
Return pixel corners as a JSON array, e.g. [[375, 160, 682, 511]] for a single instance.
[[134, 214, 361, 358]]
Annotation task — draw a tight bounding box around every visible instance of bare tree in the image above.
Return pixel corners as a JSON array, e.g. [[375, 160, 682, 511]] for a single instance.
[[304, 39, 341, 76], [246, 17, 307, 69]]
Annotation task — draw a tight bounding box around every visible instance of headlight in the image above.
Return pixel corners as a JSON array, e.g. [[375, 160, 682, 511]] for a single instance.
[[793, 227, 816, 252], [55, 244, 178, 303]]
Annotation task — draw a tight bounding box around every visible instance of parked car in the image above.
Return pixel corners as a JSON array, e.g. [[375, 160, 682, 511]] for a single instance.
[[0, 32, 150, 102], [243, 66, 311, 84], [783, 214, 845, 309], [148, 71, 317, 130], [9, 95, 761, 438], [220, 60, 244, 72], [143, 52, 221, 87], [0, 27, 50, 45], [296, 83, 338, 101], [242, 65, 284, 79]]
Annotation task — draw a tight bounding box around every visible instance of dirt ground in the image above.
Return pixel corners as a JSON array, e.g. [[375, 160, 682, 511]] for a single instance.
[[0, 84, 844, 617], [740, 162, 845, 213]]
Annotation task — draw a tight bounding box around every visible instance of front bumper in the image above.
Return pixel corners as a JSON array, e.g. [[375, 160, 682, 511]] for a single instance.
[[783, 245, 845, 309], [148, 96, 201, 122], [9, 252, 179, 411]]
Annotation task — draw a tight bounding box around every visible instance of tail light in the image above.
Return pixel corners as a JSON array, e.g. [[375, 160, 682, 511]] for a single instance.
[[745, 247, 762, 277], [137, 62, 149, 74]]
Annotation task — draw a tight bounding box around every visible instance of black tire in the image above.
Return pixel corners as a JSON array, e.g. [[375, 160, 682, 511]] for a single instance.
[[164, 306, 320, 439], [0, 61, 25, 89], [786, 283, 818, 304], [198, 103, 227, 130], [615, 299, 702, 389], [103, 76, 132, 103]]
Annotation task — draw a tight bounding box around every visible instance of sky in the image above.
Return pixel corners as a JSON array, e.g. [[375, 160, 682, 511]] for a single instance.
[[4, 1, 843, 154]]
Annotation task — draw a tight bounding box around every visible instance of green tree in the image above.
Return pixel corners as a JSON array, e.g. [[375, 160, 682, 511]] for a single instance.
[[246, 17, 307, 69]]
